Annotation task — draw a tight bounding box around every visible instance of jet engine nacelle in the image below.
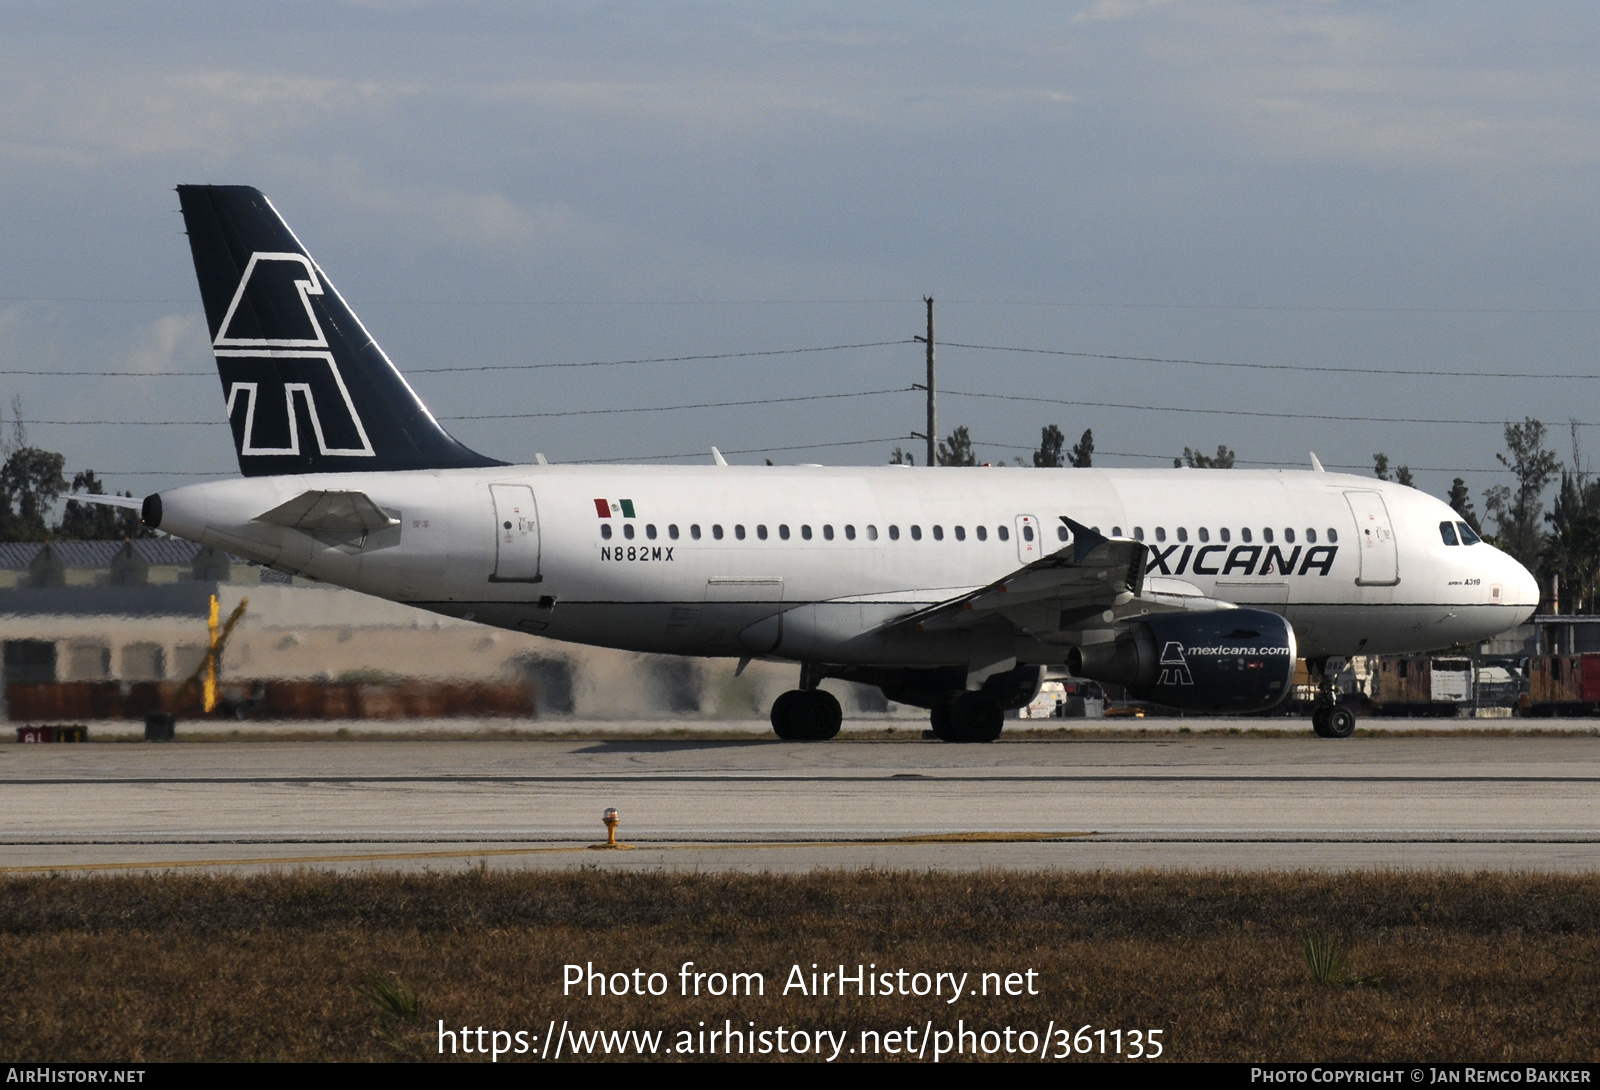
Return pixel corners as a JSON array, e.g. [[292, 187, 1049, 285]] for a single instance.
[[1066, 609, 1296, 714]]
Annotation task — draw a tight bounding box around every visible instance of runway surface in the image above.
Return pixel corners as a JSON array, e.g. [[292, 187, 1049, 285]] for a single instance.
[[2, 733, 1597, 873]]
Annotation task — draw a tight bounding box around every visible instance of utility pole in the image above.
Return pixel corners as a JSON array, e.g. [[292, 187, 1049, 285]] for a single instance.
[[911, 296, 936, 466]]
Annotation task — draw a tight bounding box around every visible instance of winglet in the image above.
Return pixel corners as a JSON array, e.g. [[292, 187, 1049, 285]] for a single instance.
[[1060, 516, 1108, 564], [711, 447, 729, 467], [1309, 451, 1326, 473]]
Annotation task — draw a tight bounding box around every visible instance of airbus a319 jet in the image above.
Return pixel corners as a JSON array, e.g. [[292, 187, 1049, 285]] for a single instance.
[[98, 186, 1540, 742]]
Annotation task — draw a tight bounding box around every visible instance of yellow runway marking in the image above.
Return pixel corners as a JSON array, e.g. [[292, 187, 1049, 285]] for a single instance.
[[0, 832, 1096, 873]]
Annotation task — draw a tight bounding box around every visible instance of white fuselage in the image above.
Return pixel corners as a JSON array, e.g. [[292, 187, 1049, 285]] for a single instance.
[[154, 464, 1540, 665]]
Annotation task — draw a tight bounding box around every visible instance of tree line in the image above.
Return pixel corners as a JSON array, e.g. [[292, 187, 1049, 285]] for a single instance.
[[0, 409, 148, 542], [902, 417, 1588, 614]]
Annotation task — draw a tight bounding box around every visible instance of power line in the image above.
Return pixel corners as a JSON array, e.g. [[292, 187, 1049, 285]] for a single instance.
[[941, 340, 1600, 381], [447, 388, 909, 421], [11, 388, 912, 426], [938, 300, 1600, 316], [575, 437, 908, 464], [941, 389, 1588, 428], [0, 339, 914, 378], [8, 295, 1594, 314], [409, 340, 914, 374], [966, 440, 1509, 475]]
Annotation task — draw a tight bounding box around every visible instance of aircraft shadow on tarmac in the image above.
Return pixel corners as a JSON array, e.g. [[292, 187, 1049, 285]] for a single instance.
[[572, 740, 778, 755]]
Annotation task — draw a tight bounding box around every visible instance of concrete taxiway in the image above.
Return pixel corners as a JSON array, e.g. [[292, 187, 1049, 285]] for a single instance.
[[1, 731, 1597, 873]]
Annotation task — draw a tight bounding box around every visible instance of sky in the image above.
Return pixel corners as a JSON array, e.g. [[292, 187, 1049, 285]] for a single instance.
[[1, 1, 1597, 517]]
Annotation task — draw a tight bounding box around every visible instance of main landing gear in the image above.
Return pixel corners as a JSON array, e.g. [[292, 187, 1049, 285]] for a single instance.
[[1308, 657, 1356, 738], [930, 690, 1004, 744], [770, 688, 843, 741]]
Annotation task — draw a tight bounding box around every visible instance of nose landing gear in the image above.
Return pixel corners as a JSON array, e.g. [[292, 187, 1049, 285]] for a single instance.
[[1308, 657, 1357, 738]]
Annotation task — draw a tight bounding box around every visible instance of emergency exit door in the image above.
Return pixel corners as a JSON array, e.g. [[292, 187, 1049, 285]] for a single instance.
[[490, 484, 542, 582], [1015, 514, 1041, 564]]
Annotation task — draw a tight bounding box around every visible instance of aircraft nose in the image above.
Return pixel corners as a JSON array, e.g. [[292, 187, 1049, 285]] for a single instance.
[[1506, 555, 1541, 615]]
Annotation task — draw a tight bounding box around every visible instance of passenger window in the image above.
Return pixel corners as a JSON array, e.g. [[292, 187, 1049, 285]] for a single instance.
[[1262, 528, 1273, 544], [1306, 528, 1316, 544], [691, 524, 702, 540], [1112, 526, 1123, 538], [819, 525, 830, 540], [801, 525, 813, 540], [778, 525, 790, 540], [1439, 521, 1459, 546], [646, 524, 658, 540], [1284, 528, 1294, 544], [1132, 527, 1143, 542], [845, 525, 856, 540], [1155, 527, 1166, 543], [601, 524, 613, 540], [932, 525, 943, 541], [758, 525, 769, 540], [998, 526, 1010, 542], [1056, 526, 1068, 542], [668, 524, 680, 540], [1023, 525, 1035, 542], [712, 524, 724, 540], [1220, 528, 1231, 543], [911, 525, 922, 541], [1177, 527, 1188, 543], [734, 525, 746, 540], [889, 525, 900, 541], [1458, 522, 1480, 545], [1241, 528, 1252, 544], [976, 526, 988, 541], [1198, 528, 1210, 543], [866, 525, 878, 541], [624, 524, 636, 540], [1327, 528, 1338, 543], [956, 526, 967, 541]]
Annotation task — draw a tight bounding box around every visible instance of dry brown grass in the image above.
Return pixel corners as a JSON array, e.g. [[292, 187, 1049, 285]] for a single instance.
[[2, 869, 1598, 1062]]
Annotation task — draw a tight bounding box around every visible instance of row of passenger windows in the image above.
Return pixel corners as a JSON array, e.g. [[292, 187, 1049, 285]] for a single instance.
[[598, 521, 1342, 545], [1439, 521, 1482, 546], [600, 522, 1018, 542], [1104, 526, 1339, 545]]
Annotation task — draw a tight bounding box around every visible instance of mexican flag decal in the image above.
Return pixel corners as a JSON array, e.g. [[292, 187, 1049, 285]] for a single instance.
[[593, 498, 636, 518]]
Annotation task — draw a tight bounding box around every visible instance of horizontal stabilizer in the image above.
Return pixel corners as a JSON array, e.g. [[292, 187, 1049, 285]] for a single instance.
[[67, 493, 144, 511], [253, 490, 399, 534]]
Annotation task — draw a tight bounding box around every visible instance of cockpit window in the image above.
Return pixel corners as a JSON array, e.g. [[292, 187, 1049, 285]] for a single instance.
[[1457, 521, 1481, 545], [1439, 520, 1460, 546]]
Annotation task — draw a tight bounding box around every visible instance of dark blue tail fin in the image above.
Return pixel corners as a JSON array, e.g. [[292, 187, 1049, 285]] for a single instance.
[[176, 185, 503, 477]]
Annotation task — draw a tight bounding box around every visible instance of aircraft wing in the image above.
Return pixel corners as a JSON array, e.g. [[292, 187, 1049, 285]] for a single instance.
[[253, 490, 399, 534], [889, 517, 1220, 643]]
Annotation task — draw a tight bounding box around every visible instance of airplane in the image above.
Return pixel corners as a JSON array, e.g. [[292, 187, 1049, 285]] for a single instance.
[[95, 185, 1543, 742]]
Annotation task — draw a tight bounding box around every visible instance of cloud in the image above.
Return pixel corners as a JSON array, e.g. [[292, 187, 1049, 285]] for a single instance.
[[119, 313, 212, 375], [1073, 0, 1180, 24], [1092, 2, 1600, 173], [0, 68, 407, 163]]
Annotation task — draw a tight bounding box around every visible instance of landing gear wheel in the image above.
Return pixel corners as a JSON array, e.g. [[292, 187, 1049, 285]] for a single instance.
[[770, 690, 805, 740], [769, 689, 842, 741], [1325, 707, 1356, 738], [1311, 707, 1332, 738], [929, 691, 1004, 743]]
